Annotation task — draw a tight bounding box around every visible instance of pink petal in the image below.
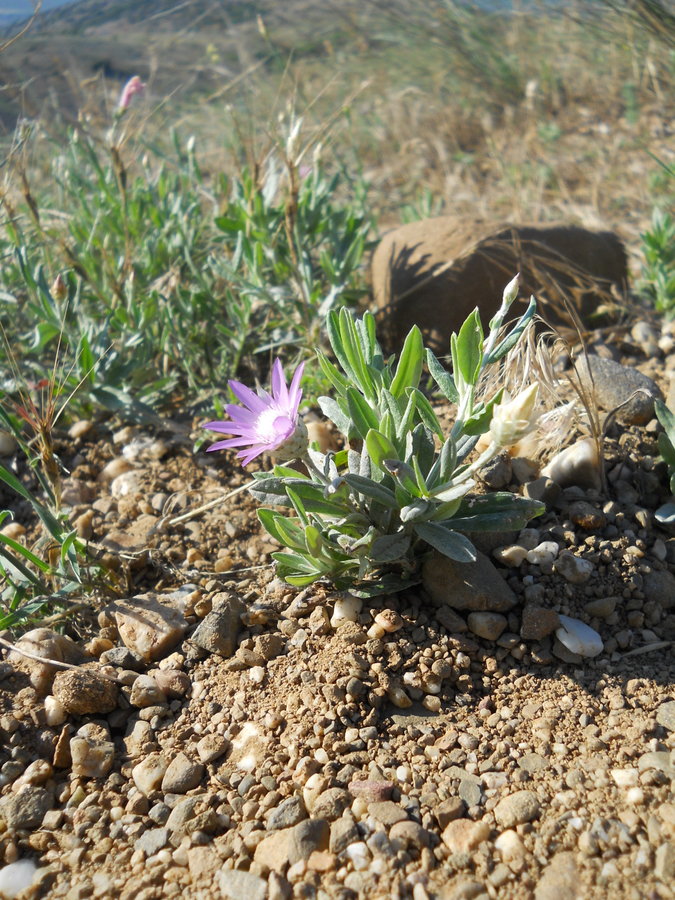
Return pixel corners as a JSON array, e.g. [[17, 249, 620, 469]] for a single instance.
[[206, 438, 248, 452], [229, 380, 267, 412], [288, 362, 305, 411], [272, 415, 294, 441], [271, 358, 289, 406], [236, 445, 267, 465]]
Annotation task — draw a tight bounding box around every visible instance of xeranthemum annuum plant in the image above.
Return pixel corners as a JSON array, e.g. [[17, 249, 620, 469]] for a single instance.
[[205, 277, 545, 594]]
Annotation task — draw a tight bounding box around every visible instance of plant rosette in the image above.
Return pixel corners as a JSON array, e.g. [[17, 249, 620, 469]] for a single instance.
[[204, 278, 545, 594]]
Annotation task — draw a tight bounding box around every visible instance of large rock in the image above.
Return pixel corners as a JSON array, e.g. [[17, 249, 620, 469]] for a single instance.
[[575, 354, 662, 425], [422, 550, 517, 612], [372, 218, 627, 353]]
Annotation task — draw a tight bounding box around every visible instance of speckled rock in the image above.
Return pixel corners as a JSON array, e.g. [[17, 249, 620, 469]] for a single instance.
[[0, 786, 53, 830], [160, 752, 204, 794], [576, 354, 662, 425], [52, 669, 118, 715], [190, 593, 246, 657], [494, 790, 541, 827], [520, 605, 560, 640], [70, 723, 115, 778]]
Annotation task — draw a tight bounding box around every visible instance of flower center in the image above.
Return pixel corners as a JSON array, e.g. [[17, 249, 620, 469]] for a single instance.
[[256, 406, 292, 442]]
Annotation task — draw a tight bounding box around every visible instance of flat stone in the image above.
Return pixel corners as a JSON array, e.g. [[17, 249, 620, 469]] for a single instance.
[[254, 819, 330, 873], [655, 842, 675, 882], [638, 752, 675, 779], [583, 597, 617, 619], [310, 788, 351, 822], [219, 868, 267, 900], [368, 800, 408, 826], [517, 753, 548, 774], [187, 846, 221, 881], [137, 827, 169, 857], [99, 647, 145, 670], [267, 795, 307, 830], [520, 605, 560, 640], [576, 354, 661, 425], [190, 594, 245, 657], [114, 595, 187, 663], [161, 752, 204, 794], [0, 786, 52, 830], [422, 550, 517, 612], [52, 669, 118, 715], [458, 780, 482, 807], [441, 819, 490, 853], [656, 701, 675, 733], [165, 795, 218, 835], [434, 797, 466, 829], [390, 820, 431, 849], [494, 791, 541, 828], [643, 570, 675, 610], [534, 851, 579, 900], [196, 734, 231, 765]]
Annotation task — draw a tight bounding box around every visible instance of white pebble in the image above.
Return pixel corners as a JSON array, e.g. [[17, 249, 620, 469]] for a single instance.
[[556, 615, 603, 658], [494, 545, 528, 567], [0, 860, 37, 898], [344, 841, 371, 870], [526, 541, 560, 565], [610, 767, 639, 787], [44, 695, 67, 727], [249, 667, 265, 684], [330, 595, 362, 627], [626, 787, 645, 805], [396, 765, 412, 783]]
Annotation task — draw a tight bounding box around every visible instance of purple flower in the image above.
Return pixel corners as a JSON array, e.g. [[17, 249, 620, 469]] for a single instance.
[[204, 360, 306, 466], [117, 76, 145, 112]]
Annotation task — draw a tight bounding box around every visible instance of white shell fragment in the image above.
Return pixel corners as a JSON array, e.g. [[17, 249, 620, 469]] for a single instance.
[[556, 614, 603, 658]]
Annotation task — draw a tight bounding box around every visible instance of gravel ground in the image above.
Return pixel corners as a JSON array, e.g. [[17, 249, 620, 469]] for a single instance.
[[0, 320, 674, 900]]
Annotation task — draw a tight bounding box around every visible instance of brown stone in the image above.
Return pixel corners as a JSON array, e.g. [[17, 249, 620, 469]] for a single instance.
[[520, 605, 560, 641], [372, 217, 627, 354], [52, 669, 118, 715]]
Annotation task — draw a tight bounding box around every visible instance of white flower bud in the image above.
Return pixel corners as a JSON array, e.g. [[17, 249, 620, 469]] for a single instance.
[[489, 383, 539, 448]]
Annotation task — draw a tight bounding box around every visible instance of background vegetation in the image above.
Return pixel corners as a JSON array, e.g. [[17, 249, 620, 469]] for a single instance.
[[0, 0, 673, 622]]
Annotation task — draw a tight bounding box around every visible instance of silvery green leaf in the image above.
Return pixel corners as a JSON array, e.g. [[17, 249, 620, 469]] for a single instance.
[[383, 459, 420, 496], [343, 475, 398, 508], [430, 479, 474, 503], [318, 396, 351, 435], [426, 348, 459, 403], [390, 325, 423, 398], [400, 500, 430, 522], [369, 531, 411, 562], [414, 523, 477, 562]]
